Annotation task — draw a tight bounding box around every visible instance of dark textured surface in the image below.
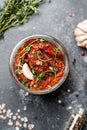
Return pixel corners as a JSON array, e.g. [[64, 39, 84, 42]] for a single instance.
[[0, 0, 87, 130]]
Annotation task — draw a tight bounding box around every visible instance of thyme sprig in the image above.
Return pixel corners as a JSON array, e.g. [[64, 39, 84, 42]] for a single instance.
[[33, 67, 58, 82], [0, 0, 43, 39]]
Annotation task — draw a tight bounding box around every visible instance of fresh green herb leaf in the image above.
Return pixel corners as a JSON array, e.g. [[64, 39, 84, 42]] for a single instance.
[[37, 38, 45, 42], [19, 57, 24, 62], [53, 57, 57, 61], [34, 70, 46, 82], [37, 50, 42, 55], [55, 48, 60, 54], [21, 79, 29, 87], [15, 63, 22, 74], [0, 0, 43, 39], [52, 67, 58, 74], [32, 69, 36, 74], [15, 69, 22, 75], [36, 77, 40, 82], [16, 63, 22, 69], [25, 44, 33, 52], [40, 71, 45, 79]]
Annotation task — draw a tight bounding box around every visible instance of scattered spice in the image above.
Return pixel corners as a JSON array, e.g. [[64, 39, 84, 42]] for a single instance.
[[15, 112, 19, 116], [24, 106, 27, 111], [67, 89, 71, 93], [3, 109, 6, 114], [15, 127, 20, 130], [0, 110, 3, 114], [13, 116, 16, 120], [24, 117, 28, 122], [15, 120, 20, 126], [17, 115, 21, 119], [68, 12, 73, 17], [8, 119, 13, 126], [0, 103, 35, 129], [67, 106, 72, 110], [80, 51, 85, 56], [28, 124, 35, 130], [58, 100, 62, 104], [21, 117, 24, 122], [17, 109, 21, 113], [65, 108, 86, 130], [3, 116, 6, 120], [23, 122, 27, 128], [58, 100, 65, 107], [25, 92, 29, 96]]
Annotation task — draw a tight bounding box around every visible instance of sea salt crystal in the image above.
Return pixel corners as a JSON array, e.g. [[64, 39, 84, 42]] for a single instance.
[[15, 127, 20, 130], [13, 116, 16, 120], [17, 115, 21, 119], [3, 109, 6, 113], [1, 103, 6, 110], [0, 110, 3, 114], [67, 106, 72, 110], [28, 124, 34, 130], [0, 115, 4, 118], [19, 124, 22, 127], [2, 116, 6, 120], [17, 109, 21, 113], [67, 89, 71, 93], [25, 92, 29, 96], [23, 123, 27, 128], [58, 100, 62, 104], [16, 120, 20, 126], [24, 117, 28, 122], [24, 106, 27, 111], [21, 117, 24, 122], [8, 119, 13, 126]]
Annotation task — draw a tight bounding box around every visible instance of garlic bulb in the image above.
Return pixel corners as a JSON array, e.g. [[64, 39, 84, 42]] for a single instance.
[[74, 20, 87, 48]]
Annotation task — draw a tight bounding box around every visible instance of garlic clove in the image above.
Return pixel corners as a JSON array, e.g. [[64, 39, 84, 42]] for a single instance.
[[77, 20, 87, 33], [81, 40, 87, 47], [22, 63, 34, 80], [74, 28, 86, 36], [77, 42, 82, 47], [76, 35, 87, 43]]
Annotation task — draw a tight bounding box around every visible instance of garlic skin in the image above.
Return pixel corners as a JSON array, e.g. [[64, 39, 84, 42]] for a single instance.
[[74, 19, 87, 49], [22, 63, 34, 80], [74, 28, 86, 36], [77, 20, 87, 33]]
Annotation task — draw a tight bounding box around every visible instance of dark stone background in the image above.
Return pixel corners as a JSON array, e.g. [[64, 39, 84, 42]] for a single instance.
[[0, 0, 87, 130]]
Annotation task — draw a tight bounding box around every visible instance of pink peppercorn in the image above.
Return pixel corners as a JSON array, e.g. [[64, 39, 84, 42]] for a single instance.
[[80, 51, 85, 56], [68, 12, 73, 17]]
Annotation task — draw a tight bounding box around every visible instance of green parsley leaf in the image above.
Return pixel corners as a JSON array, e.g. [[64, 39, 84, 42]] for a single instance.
[[37, 38, 45, 42], [25, 44, 33, 53], [55, 48, 60, 54], [19, 57, 24, 62], [15, 69, 22, 75], [32, 69, 36, 74], [37, 50, 41, 55], [21, 79, 29, 87], [52, 67, 58, 74], [16, 63, 22, 69]]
